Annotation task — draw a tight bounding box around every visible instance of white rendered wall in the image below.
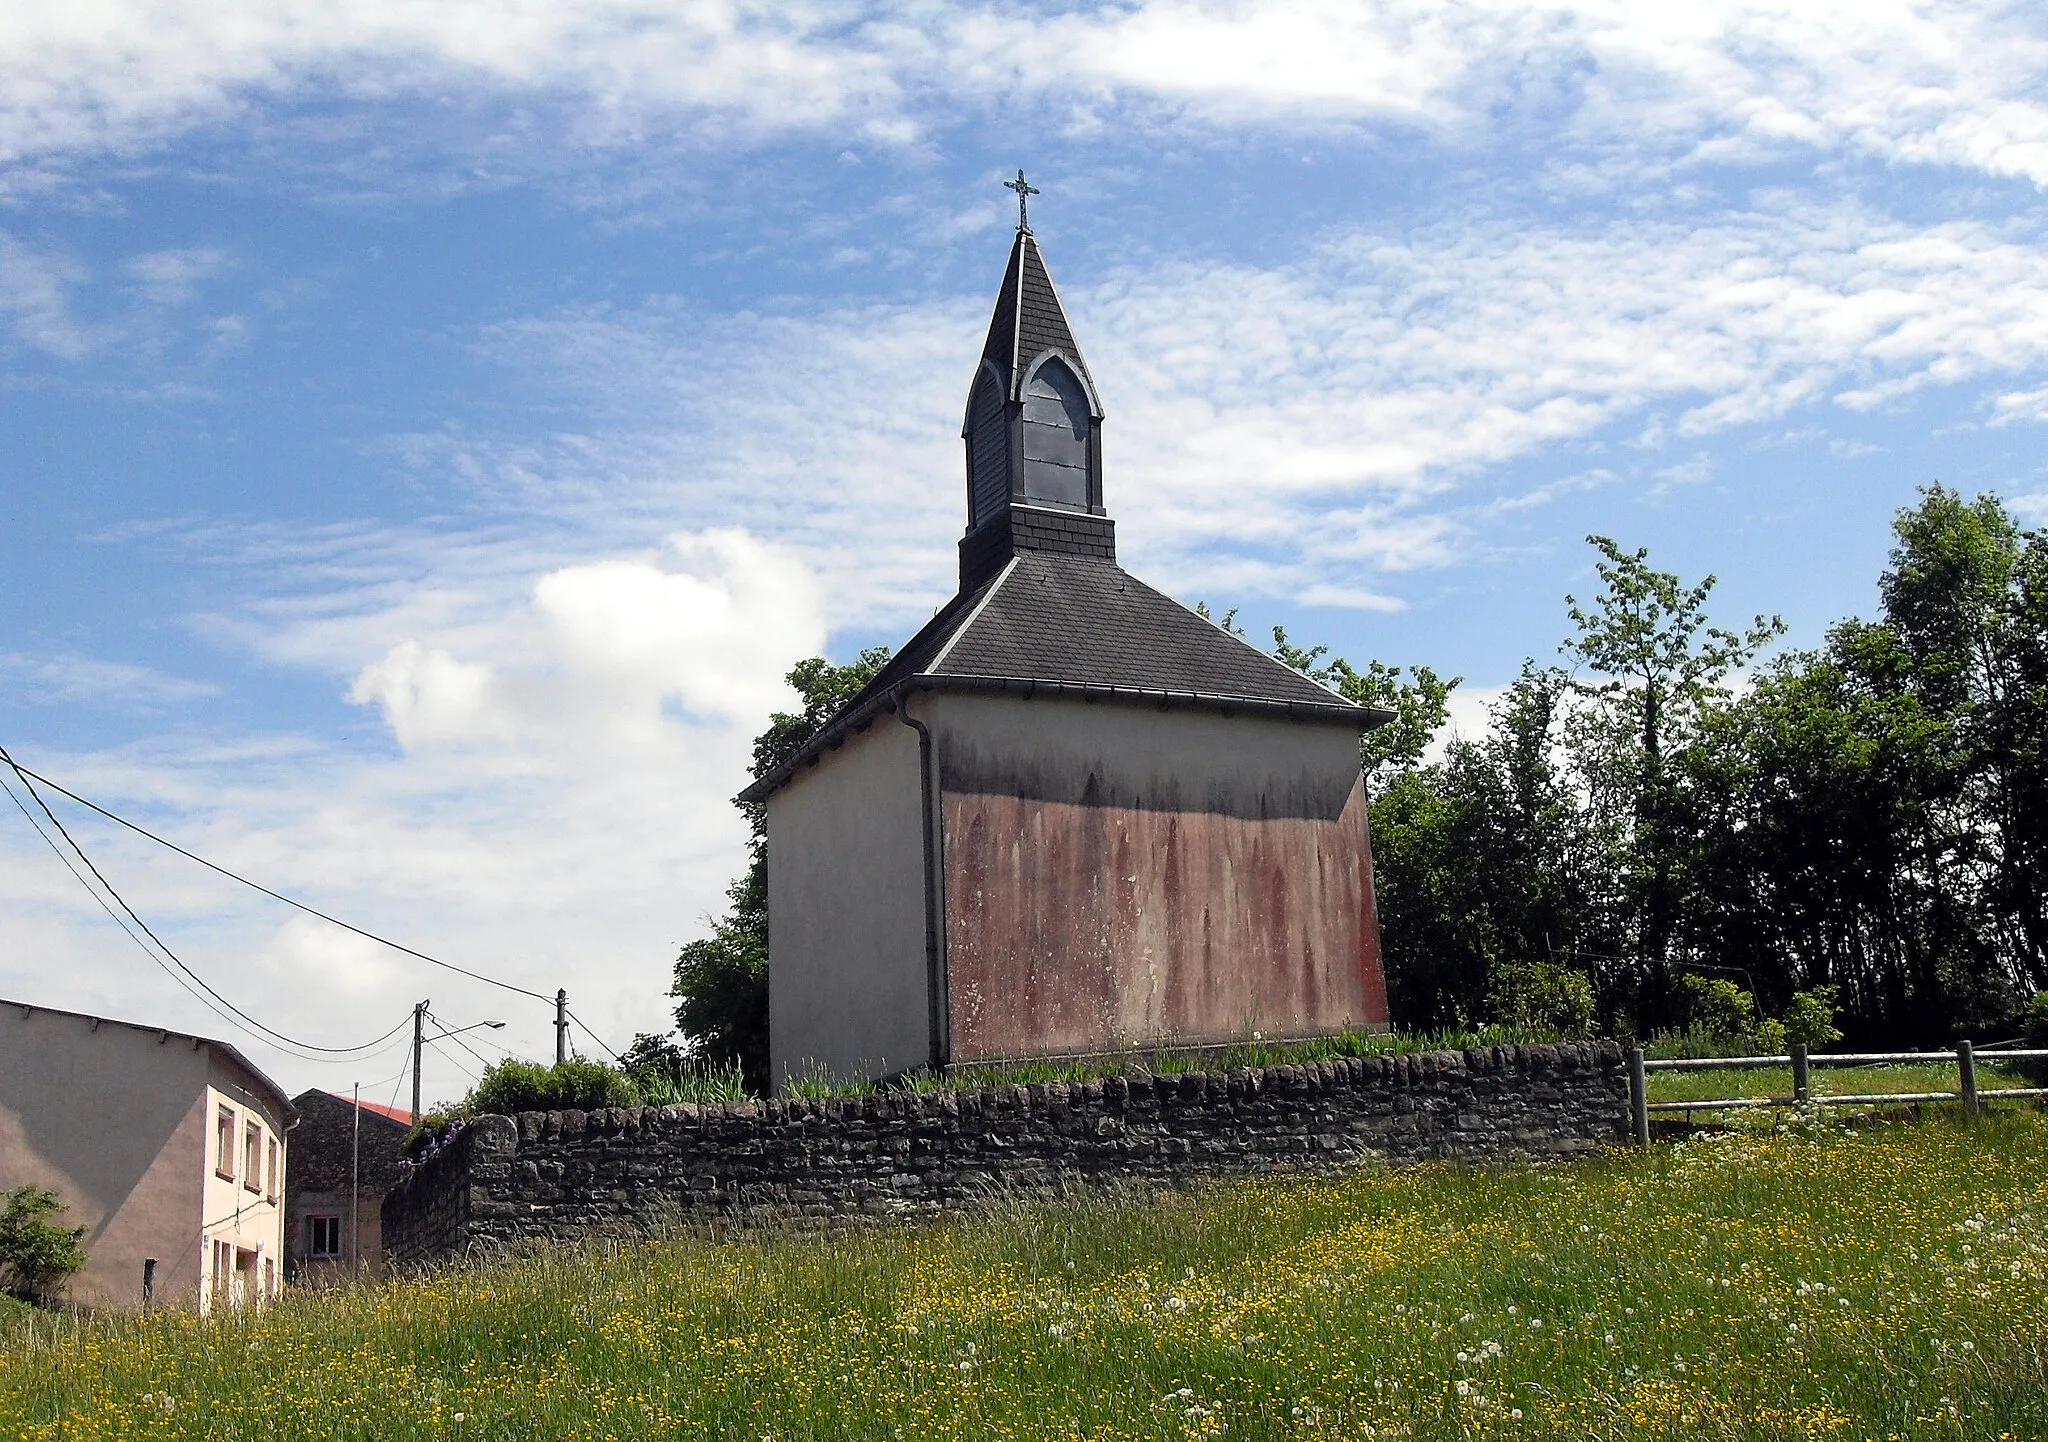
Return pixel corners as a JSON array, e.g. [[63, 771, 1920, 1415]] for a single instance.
[[0, 1006, 285, 1309], [766, 714, 931, 1090]]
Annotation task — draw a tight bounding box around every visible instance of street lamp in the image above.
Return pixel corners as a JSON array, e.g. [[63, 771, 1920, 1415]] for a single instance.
[[409, 1003, 508, 1124]]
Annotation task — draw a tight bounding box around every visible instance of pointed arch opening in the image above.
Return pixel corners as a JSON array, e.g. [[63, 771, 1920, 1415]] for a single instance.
[[1019, 356, 1090, 509], [966, 367, 1009, 529]]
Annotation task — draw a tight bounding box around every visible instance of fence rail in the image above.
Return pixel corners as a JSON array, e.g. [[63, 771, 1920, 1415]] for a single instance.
[[1625, 1041, 2048, 1145]]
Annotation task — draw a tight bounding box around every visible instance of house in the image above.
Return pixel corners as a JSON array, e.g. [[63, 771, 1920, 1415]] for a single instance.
[[284, 1089, 411, 1283], [744, 203, 1394, 1090], [0, 998, 291, 1311]]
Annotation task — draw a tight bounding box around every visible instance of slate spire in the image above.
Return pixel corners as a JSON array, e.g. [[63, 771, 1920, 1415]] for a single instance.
[[959, 180, 1112, 591]]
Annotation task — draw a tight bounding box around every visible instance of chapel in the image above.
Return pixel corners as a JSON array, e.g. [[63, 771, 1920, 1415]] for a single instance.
[[743, 181, 1392, 1088]]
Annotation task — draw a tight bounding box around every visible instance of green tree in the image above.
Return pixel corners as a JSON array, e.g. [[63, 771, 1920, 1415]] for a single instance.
[[1670, 489, 2045, 1044], [670, 647, 892, 1092], [1271, 627, 1457, 789], [0, 1186, 86, 1305], [1562, 537, 1783, 995]]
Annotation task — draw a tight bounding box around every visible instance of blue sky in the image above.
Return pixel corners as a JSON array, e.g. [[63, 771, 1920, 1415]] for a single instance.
[[4, 1, 2047, 1105]]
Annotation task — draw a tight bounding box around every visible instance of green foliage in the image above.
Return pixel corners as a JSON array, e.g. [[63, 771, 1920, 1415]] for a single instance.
[[1270, 627, 1457, 788], [1562, 536, 1784, 977], [1327, 488, 2045, 1048], [0, 1187, 85, 1305], [1361, 663, 1626, 1031], [1487, 961, 1596, 1038], [1782, 986, 1845, 1049], [408, 1058, 646, 1152], [1677, 975, 1756, 1043], [672, 647, 893, 1093], [2023, 991, 2048, 1049], [618, 1033, 750, 1105], [470, 1058, 636, 1115], [668, 868, 770, 1092]]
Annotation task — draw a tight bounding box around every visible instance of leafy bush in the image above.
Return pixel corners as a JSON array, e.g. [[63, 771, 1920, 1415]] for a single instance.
[[1487, 962, 1597, 1039], [1783, 986, 1845, 1049], [1678, 975, 1756, 1043], [406, 1058, 640, 1155], [2019, 990, 2048, 1084], [1650, 981, 1843, 1059], [0, 1187, 85, 1304], [470, 1058, 635, 1116], [2021, 991, 2048, 1049]]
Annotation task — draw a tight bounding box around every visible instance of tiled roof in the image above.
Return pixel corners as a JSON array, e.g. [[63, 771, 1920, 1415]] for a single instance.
[[743, 553, 1383, 801], [322, 1092, 413, 1126], [938, 553, 1350, 704]]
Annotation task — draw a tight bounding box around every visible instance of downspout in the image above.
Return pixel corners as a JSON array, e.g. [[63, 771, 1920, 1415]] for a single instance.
[[895, 691, 950, 1073]]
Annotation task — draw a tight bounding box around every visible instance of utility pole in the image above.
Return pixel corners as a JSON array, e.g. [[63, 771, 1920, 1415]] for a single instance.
[[556, 988, 568, 1065], [411, 1000, 429, 1124], [350, 1083, 362, 1278]]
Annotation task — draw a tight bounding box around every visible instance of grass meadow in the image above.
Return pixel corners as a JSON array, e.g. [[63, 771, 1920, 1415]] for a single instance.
[[5, 1110, 2046, 1441]]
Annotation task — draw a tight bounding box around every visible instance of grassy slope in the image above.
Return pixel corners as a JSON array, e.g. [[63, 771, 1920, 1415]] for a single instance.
[[4, 1113, 2046, 1441]]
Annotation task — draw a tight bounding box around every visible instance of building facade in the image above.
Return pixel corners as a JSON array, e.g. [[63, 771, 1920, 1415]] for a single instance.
[[0, 999, 291, 1310], [748, 215, 1392, 1089], [284, 1089, 412, 1284]]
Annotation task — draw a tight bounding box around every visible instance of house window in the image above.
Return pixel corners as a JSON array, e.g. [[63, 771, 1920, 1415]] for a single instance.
[[307, 1215, 344, 1259], [264, 1256, 275, 1298], [266, 1136, 280, 1202], [243, 1121, 262, 1193], [215, 1107, 236, 1180]]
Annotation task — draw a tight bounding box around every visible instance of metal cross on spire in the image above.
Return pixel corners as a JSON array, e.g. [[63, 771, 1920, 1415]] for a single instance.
[[1004, 169, 1040, 232]]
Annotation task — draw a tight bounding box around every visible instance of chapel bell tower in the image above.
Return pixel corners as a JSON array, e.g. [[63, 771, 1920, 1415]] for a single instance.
[[958, 170, 1113, 591], [750, 172, 1393, 1091]]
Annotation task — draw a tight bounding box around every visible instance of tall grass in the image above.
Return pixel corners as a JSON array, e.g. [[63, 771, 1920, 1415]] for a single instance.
[[5, 1109, 2046, 1439], [786, 1024, 1563, 1099]]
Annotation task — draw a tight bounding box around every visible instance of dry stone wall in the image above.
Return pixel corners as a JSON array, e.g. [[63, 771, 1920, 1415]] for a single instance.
[[383, 1041, 1626, 1267]]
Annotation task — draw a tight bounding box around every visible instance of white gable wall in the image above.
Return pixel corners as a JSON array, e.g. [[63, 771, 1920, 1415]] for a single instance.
[[766, 713, 931, 1090]]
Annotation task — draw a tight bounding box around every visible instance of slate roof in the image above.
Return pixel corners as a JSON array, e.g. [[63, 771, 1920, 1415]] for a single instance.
[[741, 552, 1387, 802], [737, 219, 1392, 806], [979, 228, 1096, 405]]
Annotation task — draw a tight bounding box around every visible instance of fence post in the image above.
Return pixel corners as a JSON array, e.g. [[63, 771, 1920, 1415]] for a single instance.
[[1958, 1038, 1979, 1117], [1791, 1042, 1810, 1104], [1628, 1047, 1650, 1146]]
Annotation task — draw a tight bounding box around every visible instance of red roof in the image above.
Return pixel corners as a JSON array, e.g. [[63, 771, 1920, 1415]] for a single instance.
[[327, 1092, 413, 1125]]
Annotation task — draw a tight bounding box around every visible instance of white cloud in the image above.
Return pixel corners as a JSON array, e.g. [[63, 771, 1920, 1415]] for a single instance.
[[0, 229, 88, 356], [125, 246, 230, 305], [0, 652, 217, 706], [348, 641, 508, 750], [444, 200, 2048, 620], [3, 1, 2047, 190], [0, 525, 826, 1100], [1989, 384, 2048, 425]]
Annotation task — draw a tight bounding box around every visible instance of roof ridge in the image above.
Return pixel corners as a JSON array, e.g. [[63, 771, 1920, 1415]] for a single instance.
[[926, 554, 1019, 673]]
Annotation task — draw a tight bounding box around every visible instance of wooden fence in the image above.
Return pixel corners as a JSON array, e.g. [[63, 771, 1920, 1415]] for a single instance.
[[1624, 1041, 2048, 1145]]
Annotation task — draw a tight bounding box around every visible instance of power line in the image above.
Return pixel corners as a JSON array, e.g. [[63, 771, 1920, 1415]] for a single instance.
[[566, 1008, 625, 1064], [425, 1011, 516, 1074], [3, 753, 412, 1058], [425, 1037, 481, 1084], [0, 749, 553, 1004], [0, 764, 412, 1063]]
